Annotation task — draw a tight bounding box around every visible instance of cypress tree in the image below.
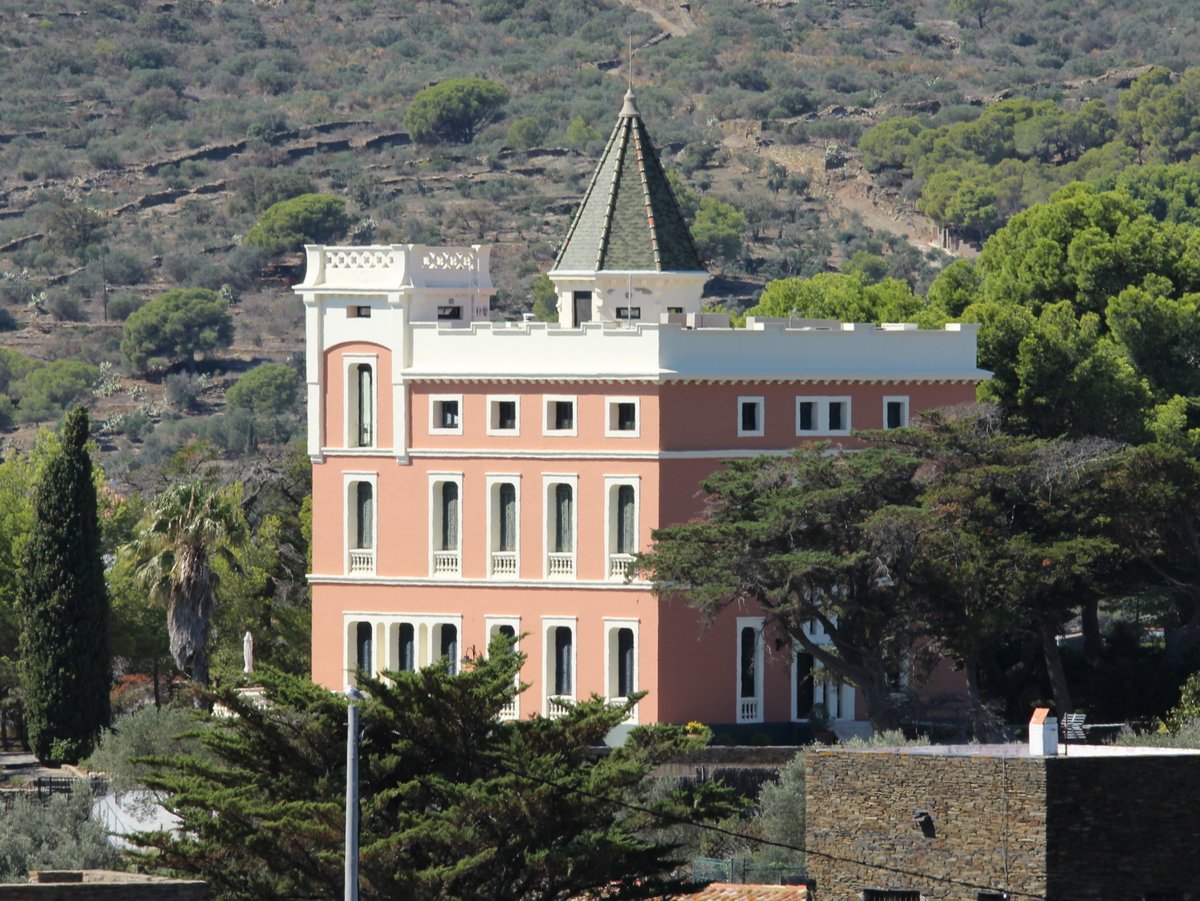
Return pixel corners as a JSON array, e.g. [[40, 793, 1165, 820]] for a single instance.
[[17, 407, 111, 764]]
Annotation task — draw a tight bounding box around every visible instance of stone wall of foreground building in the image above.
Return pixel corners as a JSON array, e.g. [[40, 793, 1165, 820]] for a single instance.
[[805, 746, 1200, 901]]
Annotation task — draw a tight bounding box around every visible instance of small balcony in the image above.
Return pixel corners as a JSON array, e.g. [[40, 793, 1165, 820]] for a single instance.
[[498, 697, 519, 720], [608, 553, 636, 581], [546, 696, 573, 719], [490, 551, 518, 578], [433, 550, 460, 576], [737, 697, 761, 724], [348, 549, 375, 575], [547, 553, 575, 578]]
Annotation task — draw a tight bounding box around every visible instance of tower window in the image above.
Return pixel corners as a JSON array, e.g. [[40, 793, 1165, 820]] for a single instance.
[[738, 397, 765, 437], [430, 395, 464, 435]]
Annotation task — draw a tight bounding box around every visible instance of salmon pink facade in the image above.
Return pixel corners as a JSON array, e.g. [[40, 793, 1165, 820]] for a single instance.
[[297, 92, 988, 739]]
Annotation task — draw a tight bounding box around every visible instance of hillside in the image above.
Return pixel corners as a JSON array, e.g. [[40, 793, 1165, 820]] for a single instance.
[[2, 0, 1200, 488]]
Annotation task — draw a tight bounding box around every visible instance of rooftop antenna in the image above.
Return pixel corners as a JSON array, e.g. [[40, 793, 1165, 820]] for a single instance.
[[628, 30, 634, 91]]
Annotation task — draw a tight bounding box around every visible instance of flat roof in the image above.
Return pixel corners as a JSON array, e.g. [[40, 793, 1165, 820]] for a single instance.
[[813, 743, 1200, 758]]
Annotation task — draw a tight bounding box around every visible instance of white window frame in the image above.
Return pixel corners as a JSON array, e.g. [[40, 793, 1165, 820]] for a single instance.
[[485, 615, 522, 719], [737, 396, 765, 437], [542, 616, 578, 715], [429, 393, 464, 436], [487, 394, 521, 436], [343, 471, 378, 576], [795, 396, 852, 436], [485, 474, 521, 579], [343, 354, 378, 449], [813, 660, 855, 721], [543, 394, 578, 437], [604, 396, 641, 438], [883, 395, 910, 430], [736, 616, 765, 724], [603, 476, 640, 581], [428, 471, 464, 578], [542, 474, 578, 579], [791, 641, 817, 724], [603, 617, 639, 723]]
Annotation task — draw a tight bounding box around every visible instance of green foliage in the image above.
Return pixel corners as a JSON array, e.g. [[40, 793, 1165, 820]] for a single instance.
[[245, 193, 349, 256], [134, 652, 733, 899], [0, 793, 119, 881], [123, 481, 247, 687], [17, 408, 111, 763], [749, 272, 943, 327], [404, 77, 509, 145], [87, 705, 210, 794], [563, 115, 602, 151], [690, 196, 746, 265], [531, 273, 557, 321], [225, 362, 299, 418], [42, 200, 105, 262], [505, 115, 545, 150], [13, 360, 100, 424], [754, 753, 805, 866], [121, 288, 234, 373]]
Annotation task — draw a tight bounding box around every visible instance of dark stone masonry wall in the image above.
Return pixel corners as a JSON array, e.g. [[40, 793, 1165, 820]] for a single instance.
[[806, 748, 1200, 901], [804, 750, 1047, 901], [1045, 755, 1200, 899]]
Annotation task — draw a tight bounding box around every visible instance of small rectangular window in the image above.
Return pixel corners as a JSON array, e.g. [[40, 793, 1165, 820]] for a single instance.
[[617, 403, 636, 430], [430, 396, 464, 435], [885, 397, 909, 430], [615, 306, 641, 320], [828, 401, 845, 432], [349, 305, 371, 318], [437, 305, 462, 320], [554, 401, 573, 430], [667, 306, 684, 314], [738, 397, 764, 437], [798, 401, 815, 432], [497, 401, 516, 429]]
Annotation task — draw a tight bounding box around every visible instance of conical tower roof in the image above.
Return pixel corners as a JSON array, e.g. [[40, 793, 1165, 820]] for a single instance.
[[552, 89, 705, 274]]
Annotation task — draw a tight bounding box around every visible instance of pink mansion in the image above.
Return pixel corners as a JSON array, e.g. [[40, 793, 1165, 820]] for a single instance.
[[296, 90, 986, 739]]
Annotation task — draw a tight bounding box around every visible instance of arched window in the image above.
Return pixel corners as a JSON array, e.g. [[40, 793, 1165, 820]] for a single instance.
[[397, 623, 415, 672], [616, 628, 635, 698], [356, 364, 373, 446], [355, 622, 373, 674], [615, 485, 635, 554], [740, 626, 757, 699], [438, 623, 458, 672], [498, 483, 516, 552]]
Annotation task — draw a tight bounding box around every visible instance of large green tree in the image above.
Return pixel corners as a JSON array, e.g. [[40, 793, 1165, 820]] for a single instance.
[[245, 193, 349, 256], [121, 288, 234, 374], [403, 78, 509, 145], [133, 646, 731, 900], [124, 481, 246, 688], [16, 408, 110, 763], [641, 444, 930, 731]]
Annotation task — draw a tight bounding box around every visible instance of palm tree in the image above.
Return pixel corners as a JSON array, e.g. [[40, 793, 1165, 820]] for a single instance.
[[126, 481, 245, 687]]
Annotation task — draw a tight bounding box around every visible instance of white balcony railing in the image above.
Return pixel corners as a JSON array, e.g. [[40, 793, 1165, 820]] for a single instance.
[[737, 697, 761, 724], [547, 696, 573, 719], [348, 549, 375, 575], [491, 551, 517, 577], [547, 553, 575, 578], [499, 697, 519, 720], [433, 551, 460, 576], [608, 553, 635, 580]]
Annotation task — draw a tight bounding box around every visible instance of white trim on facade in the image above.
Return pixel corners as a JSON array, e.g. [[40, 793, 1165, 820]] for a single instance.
[[485, 473, 522, 579], [604, 396, 641, 438], [883, 395, 910, 429], [794, 395, 852, 436], [342, 354, 378, 449], [342, 470, 378, 576], [486, 394, 521, 436], [603, 475, 640, 582], [542, 615, 578, 716], [736, 616, 765, 724], [602, 617, 640, 723], [737, 396, 765, 437], [429, 393, 464, 436], [485, 614, 522, 719], [428, 471, 464, 578], [341, 611, 463, 687], [542, 473, 579, 580], [542, 394, 579, 437]]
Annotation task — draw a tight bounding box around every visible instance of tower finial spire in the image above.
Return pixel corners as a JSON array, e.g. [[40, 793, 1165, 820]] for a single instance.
[[620, 30, 639, 117], [628, 30, 634, 91]]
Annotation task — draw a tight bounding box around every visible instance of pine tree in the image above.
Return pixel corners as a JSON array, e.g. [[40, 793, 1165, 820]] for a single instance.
[[133, 644, 734, 900], [17, 407, 111, 764]]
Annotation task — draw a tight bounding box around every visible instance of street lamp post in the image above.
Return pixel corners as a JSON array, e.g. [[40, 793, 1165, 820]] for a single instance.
[[344, 686, 365, 901]]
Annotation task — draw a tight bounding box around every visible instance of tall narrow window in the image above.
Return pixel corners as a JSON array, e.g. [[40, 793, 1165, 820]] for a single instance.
[[828, 401, 845, 432], [884, 397, 909, 429], [397, 623, 415, 672], [439, 623, 458, 671], [740, 627, 757, 699], [738, 397, 764, 437], [554, 484, 573, 553], [795, 651, 814, 719], [356, 365, 373, 447], [439, 482, 459, 551], [616, 485, 635, 554], [554, 626, 573, 695], [572, 291, 592, 327], [355, 482, 373, 549], [498, 483, 516, 552], [616, 628, 635, 697], [355, 622, 372, 674]]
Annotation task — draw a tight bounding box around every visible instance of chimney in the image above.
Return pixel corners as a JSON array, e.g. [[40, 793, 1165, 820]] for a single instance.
[[1029, 707, 1058, 756]]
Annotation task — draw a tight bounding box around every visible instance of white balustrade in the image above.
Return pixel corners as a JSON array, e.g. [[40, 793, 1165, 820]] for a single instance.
[[348, 549, 374, 575], [491, 551, 517, 577], [433, 551, 460, 576], [608, 553, 635, 580], [547, 696, 572, 719], [547, 553, 575, 578], [738, 698, 761, 723]]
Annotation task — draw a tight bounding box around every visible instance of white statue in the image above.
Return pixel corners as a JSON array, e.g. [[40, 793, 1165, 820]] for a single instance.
[[243, 631, 254, 674]]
